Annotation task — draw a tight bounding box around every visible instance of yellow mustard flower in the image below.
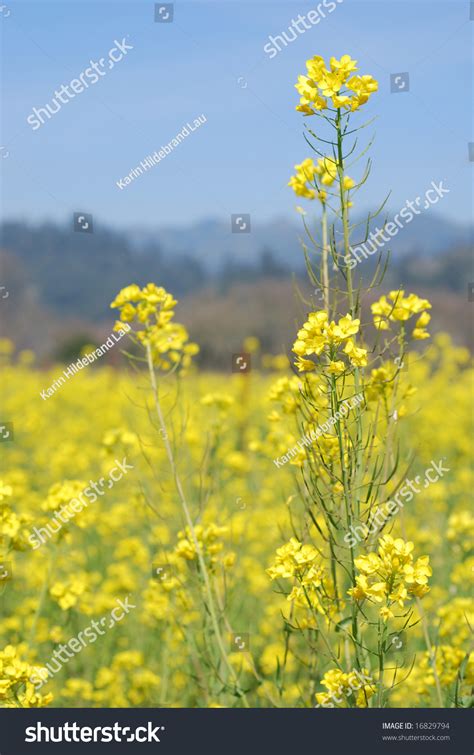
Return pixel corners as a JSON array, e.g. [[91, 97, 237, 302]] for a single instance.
[[295, 54, 378, 115]]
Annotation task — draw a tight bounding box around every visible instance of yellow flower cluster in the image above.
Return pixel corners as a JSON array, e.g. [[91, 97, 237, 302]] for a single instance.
[[200, 393, 235, 412], [101, 428, 139, 459], [261, 353, 289, 371], [447, 510, 474, 550], [267, 538, 331, 616], [42, 480, 86, 513], [0, 481, 31, 551], [268, 374, 327, 417], [348, 535, 432, 620], [417, 646, 474, 697], [293, 311, 368, 373], [295, 54, 378, 116], [59, 652, 161, 707], [288, 156, 355, 203], [315, 668, 376, 708], [110, 283, 199, 371], [49, 576, 90, 611], [94, 651, 161, 707], [267, 537, 320, 580], [371, 291, 432, 339], [0, 645, 52, 708], [268, 375, 303, 415], [288, 158, 318, 200], [175, 523, 235, 571], [437, 597, 474, 647], [365, 362, 417, 418], [390, 644, 474, 706]]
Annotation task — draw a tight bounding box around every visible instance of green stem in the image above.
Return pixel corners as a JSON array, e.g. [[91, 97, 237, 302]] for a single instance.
[[145, 344, 250, 707], [377, 618, 386, 706], [321, 203, 329, 313]]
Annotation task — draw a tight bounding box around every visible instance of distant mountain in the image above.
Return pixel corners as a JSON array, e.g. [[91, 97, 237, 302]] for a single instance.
[[128, 217, 305, 272], [128, 212, 472, 271], [0, 213, 471, 323]]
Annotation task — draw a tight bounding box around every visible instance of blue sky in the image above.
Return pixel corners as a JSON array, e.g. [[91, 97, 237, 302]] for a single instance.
[[1, 0, 472, 228]]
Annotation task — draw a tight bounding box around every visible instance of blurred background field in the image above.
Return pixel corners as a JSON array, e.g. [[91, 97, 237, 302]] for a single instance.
[[0, 214, 472, 367]]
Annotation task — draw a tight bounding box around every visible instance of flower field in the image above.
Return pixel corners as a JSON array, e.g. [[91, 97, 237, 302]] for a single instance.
[[1, 328, 472, 708]]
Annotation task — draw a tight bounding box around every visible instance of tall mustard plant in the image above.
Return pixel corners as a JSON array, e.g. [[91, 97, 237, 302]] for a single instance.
[[268, 53, 436, 707]]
